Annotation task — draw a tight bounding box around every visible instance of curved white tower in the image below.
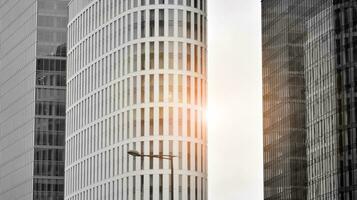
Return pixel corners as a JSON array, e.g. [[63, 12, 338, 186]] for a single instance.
[[65, 0, 207, 199]]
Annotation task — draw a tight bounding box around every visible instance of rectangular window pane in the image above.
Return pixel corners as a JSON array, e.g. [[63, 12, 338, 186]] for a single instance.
[[134, 12, 138, 39], [178, 108, 183, 137], [159, 42, 164, 69], [178, 10, 183, 37], [133, 44, 138, 72], [178, 42, 183, 69], [169, 9, 174, 36], [140, 109, 145, 136], [159, 107, 164, 135], [159, 74, 164, 102], [187, 76, 191, 104], [169, 108, 173, 135], [178, 75, 183, 103], [169, 74, 174, 102], [141, 75, 146, 103], [150, 10, 155, 37], [159, 9, 165, 36], [187, 11, 191, 38], [150, 108, 154, 135], [141, 10, 146, 38], [194, 45, 198, 72], [150, 75, 154, 102], [194, 13, 198, 40], [187, 44, 191, 71], [141, 43, 146, 70], [169, 42, 174, 69], [187, 0, 191, 7], [150, 42, 155, 69]]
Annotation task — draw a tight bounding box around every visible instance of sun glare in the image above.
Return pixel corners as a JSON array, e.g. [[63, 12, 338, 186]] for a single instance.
[[206, 104, 217, 129]]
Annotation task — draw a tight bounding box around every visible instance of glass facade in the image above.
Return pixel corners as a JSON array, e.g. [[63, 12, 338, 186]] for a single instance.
[[34, 1, 68, 199], [0, 1, 68, 200], [333, 1, 357, 199], [66, 0, 207, 200], [306, 2, 357, 199], [262, 1, 325, 199], [263, 1, 357, 200], [305, 3, 339, 200]]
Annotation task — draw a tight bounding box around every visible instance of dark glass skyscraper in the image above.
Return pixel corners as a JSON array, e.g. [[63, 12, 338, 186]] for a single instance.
[[263, 1, 357, 200], [305, 3, 338, 199], [333, 1, 357, 199], [0, 0, 68, 200], [262, 1, 309, 199], [262, 1, 325, 199], [306, 1, 357, 199]]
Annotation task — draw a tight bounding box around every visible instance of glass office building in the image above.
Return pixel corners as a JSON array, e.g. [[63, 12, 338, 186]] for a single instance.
[[262, 1, 310, 199], [262, 1, 325, 199], [333, 1, 357, 199], [263, 1, 357, 200], [306, 1, 357, 199], [65, 0, 208, 200], [305, 3, 339, 200], [0, 0, 68, 200]]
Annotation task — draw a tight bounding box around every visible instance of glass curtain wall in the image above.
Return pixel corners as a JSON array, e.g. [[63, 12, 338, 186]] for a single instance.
[[305, 2, 339, 200], [333, 1, 357, 199], [34, 0, 69, 199], [262, 1, 326, 199]]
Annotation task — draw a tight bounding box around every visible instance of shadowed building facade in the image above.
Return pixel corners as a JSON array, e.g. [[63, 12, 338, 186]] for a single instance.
[[0, 0, 68, 200], [332, 1, 357, 199], [262, 1, 325, 199], [263, 0, 357, 200], [305, 3, 338, 199], [262, 1, 310, 199], [304, 1, 357, 199]]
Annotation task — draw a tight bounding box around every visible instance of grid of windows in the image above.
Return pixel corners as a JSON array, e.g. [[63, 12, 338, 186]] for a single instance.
[[263, 1, 357, 200], [66, 0, 207, 200], [305, 5, 339, 200], [34, 1, 68, 200], [262, 1, 319, 199], [333, 1, 357, 199]]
